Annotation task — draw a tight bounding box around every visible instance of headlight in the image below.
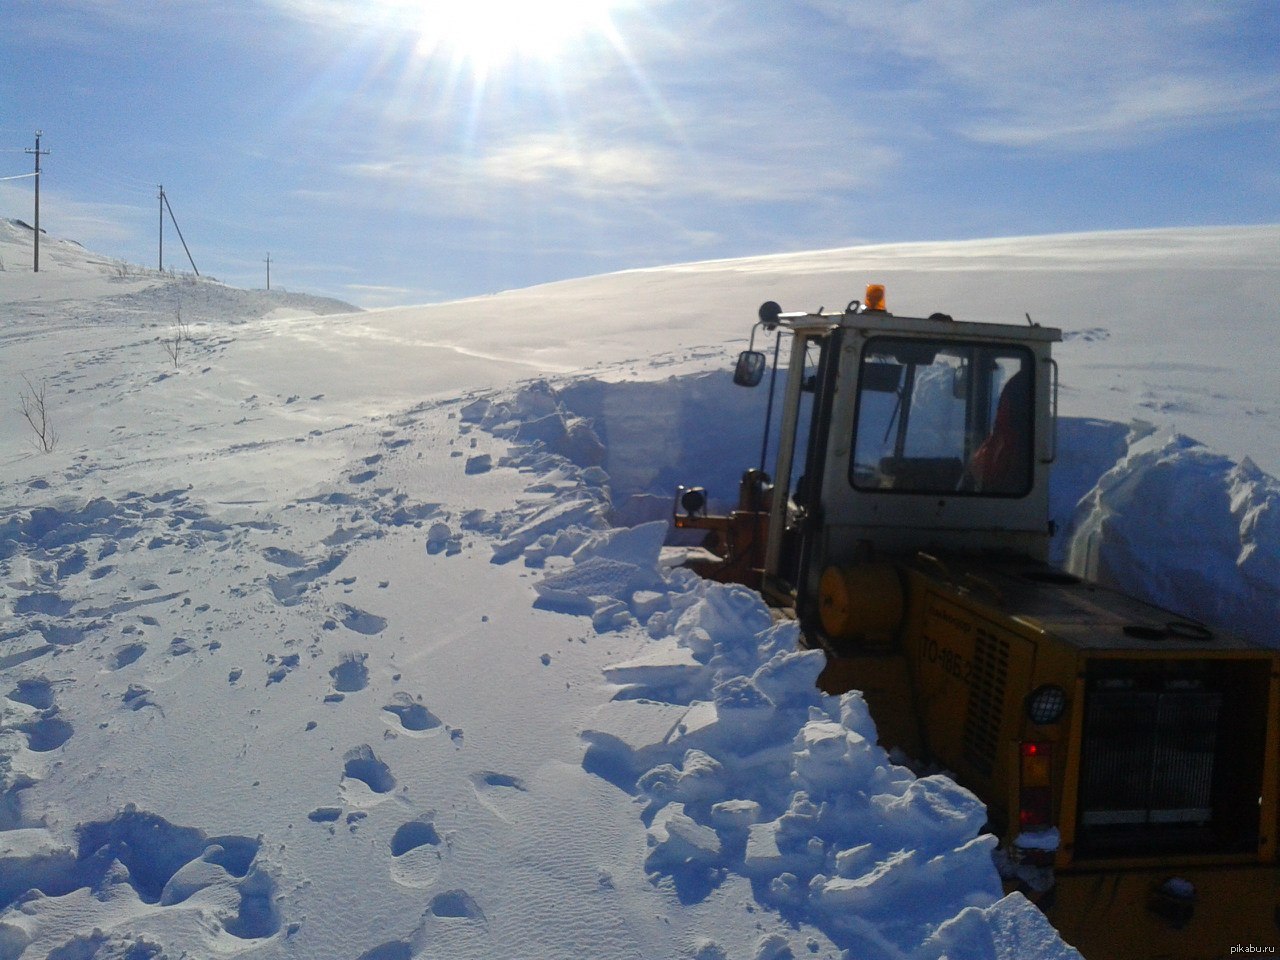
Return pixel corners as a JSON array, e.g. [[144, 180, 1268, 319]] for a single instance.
[[1026, 684, 1067, 725], [680, 487, 707, 516]]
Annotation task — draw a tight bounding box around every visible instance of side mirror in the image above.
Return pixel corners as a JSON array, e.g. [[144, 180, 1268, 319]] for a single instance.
[[733, 350, 767, 387]]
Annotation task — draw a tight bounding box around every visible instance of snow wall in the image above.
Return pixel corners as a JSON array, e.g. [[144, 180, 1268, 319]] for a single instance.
[[460, 371, 1278, 959], [462, 379, 1085, 960], [556, 372, 1276, 648]]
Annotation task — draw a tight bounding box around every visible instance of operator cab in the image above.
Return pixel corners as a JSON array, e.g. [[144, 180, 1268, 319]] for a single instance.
[[749, 291, 1060, 621]]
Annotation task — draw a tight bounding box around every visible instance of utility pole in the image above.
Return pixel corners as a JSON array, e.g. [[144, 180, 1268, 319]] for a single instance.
[[158, 185, 164, 271], [25, 131, 49, 273], [160, 188, 199, 276], [265, 253, 272, 290]]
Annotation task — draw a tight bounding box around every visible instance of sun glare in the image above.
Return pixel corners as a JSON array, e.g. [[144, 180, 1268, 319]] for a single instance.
[[404, 0, 621, 69]]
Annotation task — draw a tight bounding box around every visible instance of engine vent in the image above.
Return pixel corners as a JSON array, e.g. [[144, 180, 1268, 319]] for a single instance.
[[1080, 682, 1220, 827], [962, 628, 1010, 776], [1073, 658, 1270, 859]]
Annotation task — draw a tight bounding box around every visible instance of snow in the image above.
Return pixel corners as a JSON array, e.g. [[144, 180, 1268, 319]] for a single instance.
[[1, 218, 1277, 959]]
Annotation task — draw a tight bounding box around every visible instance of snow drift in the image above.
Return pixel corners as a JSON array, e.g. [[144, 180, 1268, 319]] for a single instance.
[[1, 222, 1277, 959]]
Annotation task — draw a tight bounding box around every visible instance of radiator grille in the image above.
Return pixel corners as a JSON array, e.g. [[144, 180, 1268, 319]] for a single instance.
[[962, 629, 1009, 776], [1079, 683, 1220, 827]]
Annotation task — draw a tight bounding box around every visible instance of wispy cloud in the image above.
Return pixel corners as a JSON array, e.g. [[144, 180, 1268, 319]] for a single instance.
[[346, 122, 894, 214], [0, 183, 149, 251], [342, 281, 438, 307], [803, 0, 1280, 149], [478, 136, 669, 194], [968, 74, 1280, 148]]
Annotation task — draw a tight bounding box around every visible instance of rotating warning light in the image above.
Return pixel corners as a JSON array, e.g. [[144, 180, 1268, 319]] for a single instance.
[[864, 284, 886, 312]]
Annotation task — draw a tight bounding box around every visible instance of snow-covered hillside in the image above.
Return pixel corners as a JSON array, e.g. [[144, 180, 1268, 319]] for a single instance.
[[1, 222, 1277, 960]]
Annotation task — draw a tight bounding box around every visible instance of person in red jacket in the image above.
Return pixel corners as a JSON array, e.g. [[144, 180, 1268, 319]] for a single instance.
[[966, 369, 1031, 494]]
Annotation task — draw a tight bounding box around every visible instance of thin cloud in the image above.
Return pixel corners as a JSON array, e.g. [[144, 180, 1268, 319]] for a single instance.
[[803, 0, 1280, 149], [347, 126, 894, 213], [969, 74, 1280, 148], [0, 184, 148, 250], [479, 136, 669, 194]]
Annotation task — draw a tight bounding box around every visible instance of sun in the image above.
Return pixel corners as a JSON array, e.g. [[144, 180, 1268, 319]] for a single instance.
[[401, 0, 622, 70]]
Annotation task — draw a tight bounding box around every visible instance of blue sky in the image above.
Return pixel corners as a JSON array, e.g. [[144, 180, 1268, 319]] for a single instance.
[[3, 0, 1277, 307]]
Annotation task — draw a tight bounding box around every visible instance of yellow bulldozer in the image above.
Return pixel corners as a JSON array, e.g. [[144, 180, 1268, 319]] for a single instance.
[[673, 287, 1278, 960]]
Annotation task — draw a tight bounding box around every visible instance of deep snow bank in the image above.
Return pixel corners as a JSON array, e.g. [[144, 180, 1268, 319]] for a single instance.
[[550, 373, 1276, 648], [1067, 423, 1280, 646], [464, 379, 1084, 960], [453, 370, 1280, 953]]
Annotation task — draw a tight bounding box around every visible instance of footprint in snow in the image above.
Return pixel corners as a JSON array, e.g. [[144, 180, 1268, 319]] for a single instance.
[[7, 679, 74, 751], [6, 677, 56, 710], [332, 603, 387, 636], [267, 550, 347, 607], [0, 808, 281, 940], [340, 745, 397, 806], [262, 546, 308, 568], [19, 715, 74, 752], [109, 642, 147, 670], [469, 771, 528, 823], [382, 693, 443, 737], [265, 653, 301, 685], [472, 771, 526, 791], [122, 684, 157, 712], [428, 889, 485, 921], [389, 819, 444, 889], [330, 652, 369, 693]]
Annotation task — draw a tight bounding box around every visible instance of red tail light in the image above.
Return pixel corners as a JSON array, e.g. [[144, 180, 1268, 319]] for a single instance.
[[1019, 741, 1054, 828]]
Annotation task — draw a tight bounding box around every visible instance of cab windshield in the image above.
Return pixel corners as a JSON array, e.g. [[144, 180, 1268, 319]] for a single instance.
[[850, 337, 1033, 496]]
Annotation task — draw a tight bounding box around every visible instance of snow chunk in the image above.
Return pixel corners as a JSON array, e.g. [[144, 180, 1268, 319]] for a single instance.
[[1014, 828, 1060, 852], [491, 498, 606, 563], [709, 799, 762, 831], [646, 803, 721, 870], [870, 775, 988, 853], [534, 556, 651, 613], [571, 520, 667, 569], [751, 648, 826, 707], [743, 818, 821, 878], [674, 582, 775, 655], [915, 891, 1085, 960], [603, 637, 706, 690], [792, 720, 881, 796], [581, 699, 692, 778], [637, 749, 725, 804]]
